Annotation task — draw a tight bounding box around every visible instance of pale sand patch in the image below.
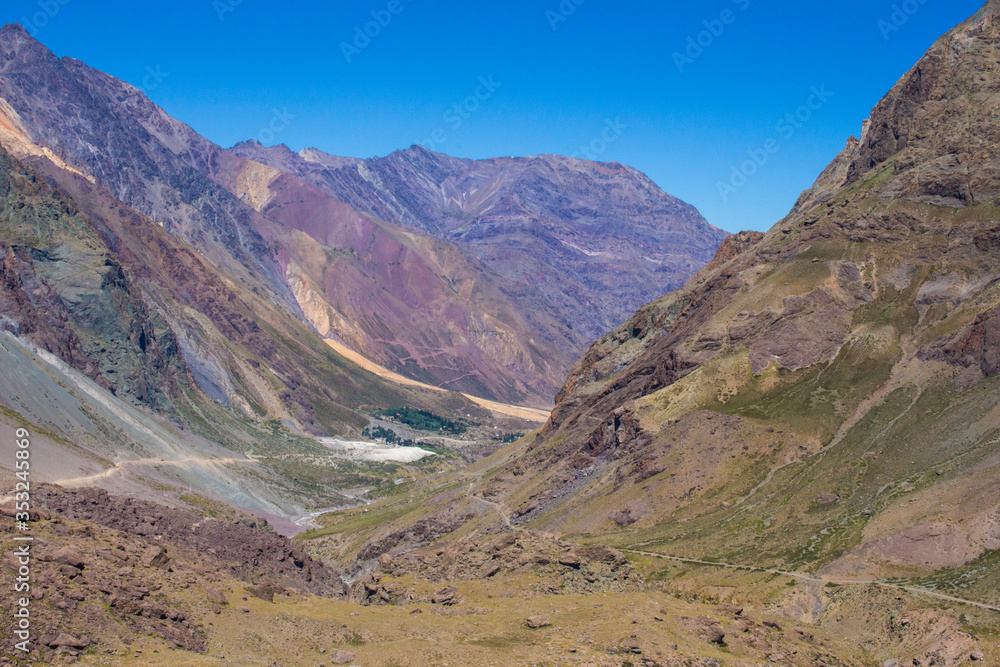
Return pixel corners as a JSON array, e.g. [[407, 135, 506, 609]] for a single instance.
[[323, 339, 551, 422], [317, 437, 435, 463]]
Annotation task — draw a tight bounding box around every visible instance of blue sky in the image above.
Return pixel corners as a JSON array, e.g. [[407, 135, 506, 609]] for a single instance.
[[3, 0, 987, 232]]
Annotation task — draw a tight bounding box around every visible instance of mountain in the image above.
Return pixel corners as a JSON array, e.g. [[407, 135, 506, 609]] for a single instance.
[[229, 142, 729, 343], [7, 2, 1000, 663], [0, 21, 729, 520], [303, 3, 1000, 663], [484, 0, 1000, 579], [0, 26, 545, 518]]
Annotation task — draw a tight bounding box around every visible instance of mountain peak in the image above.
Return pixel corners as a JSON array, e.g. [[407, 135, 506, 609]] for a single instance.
[[0, 22, 31, 40], [229, 140, 303, 167], [0, 22, 45, 52], [231, 138, 264, 149], [400, 144, 449, 160], [0, 21, 59, 68], [809, 1, 1000, 210]]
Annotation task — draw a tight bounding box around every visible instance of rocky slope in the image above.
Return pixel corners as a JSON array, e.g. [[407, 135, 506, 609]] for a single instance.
[[216, 158, 573, 404], [0, 131, 481, 431], [0, 145, 183, 412], [8, 486, 973, 667], [0, 487, 344, 661], [230, 142, 729, 345]]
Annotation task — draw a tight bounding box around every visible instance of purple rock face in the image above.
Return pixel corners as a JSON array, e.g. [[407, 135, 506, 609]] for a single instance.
[[230, 142, 728, 342]]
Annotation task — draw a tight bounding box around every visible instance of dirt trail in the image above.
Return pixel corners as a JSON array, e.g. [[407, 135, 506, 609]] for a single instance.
[[621, 548, 1000, 613], [467, 480, 520, 531], [51, 456, 257, 487], [324, 339, 551, 422]]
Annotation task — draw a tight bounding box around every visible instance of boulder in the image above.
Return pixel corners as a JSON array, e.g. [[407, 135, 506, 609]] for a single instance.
[[558, 553, 581, 568], [432, 586, 457, 605], [525, 615, 551, 629], [52, 547, 85, 570], [576, 545, 626, 565], [717, 604, 744, 616], [247, 584, 278, 603], [204, 586, 229, 605], [330, 649, 355, 664], [48, 633, 89, 649], [705, 625, 726, 645], [139, 545, 170, 570]]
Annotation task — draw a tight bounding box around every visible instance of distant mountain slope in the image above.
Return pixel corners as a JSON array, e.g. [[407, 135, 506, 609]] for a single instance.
[[0, 145, 183, 412], [213, 158, 574, 404], [229, 142, 728, 342], [319, 0, 1000, 613]]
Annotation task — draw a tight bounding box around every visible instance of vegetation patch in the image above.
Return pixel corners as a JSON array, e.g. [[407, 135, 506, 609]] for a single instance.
[[379, 407, 468, 434]]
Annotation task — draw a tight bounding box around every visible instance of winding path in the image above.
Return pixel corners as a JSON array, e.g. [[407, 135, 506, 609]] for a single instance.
[[467, 481, 521, 531], [51, 456, 258, 487], [621, 548, 1000, 613]]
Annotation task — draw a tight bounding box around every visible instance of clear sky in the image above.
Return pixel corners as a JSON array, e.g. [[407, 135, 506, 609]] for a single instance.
[[3, 0, 988, 232]]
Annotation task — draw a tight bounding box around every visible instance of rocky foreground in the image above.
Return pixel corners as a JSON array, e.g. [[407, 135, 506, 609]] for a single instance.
[[2, 484, 993, 666]]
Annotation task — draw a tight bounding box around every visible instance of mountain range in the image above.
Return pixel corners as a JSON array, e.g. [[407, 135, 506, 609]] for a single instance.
[[0, 15, 725, 540], [0, 20, 725, 412], [230, 141, 726, 344]]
